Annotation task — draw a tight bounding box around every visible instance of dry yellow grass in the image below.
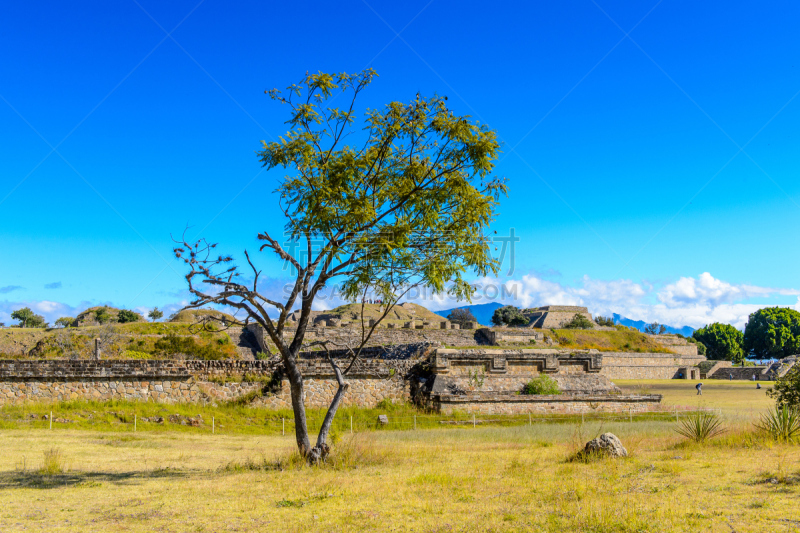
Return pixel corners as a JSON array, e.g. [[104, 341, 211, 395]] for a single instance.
[[0, 380, 797, 532]]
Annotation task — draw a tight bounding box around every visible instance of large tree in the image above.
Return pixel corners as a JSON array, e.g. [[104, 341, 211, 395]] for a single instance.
[[491, 305, 528, 327], [693, 322, 744, 364], [743, 307, 800, 359], [11, 307, 46, 328], [176, 70, 504, 462]]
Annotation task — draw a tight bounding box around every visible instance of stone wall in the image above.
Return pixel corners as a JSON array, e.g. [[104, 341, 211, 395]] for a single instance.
[[431, 393, 662, 415], [599, 352, 707, 380], [0, 358, 410, 409]]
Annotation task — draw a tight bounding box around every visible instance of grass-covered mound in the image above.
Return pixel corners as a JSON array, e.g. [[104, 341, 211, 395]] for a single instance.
[[168, 309, 239, 324], [74, 306, 144, 326], [547, 327, 672, 352], [311, 302, 450, 326]]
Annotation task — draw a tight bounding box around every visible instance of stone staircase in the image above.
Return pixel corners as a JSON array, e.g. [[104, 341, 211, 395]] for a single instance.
[[228, 327, 261, 361]]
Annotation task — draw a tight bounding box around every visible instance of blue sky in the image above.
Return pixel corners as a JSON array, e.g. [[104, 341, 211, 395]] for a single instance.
[[2, 0, 799, 329]]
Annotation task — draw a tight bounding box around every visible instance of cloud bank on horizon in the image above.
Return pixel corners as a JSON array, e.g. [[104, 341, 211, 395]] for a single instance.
[[1, 272, 797, 330]]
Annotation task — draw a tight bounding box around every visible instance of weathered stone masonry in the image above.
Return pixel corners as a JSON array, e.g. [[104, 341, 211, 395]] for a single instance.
[[0, 347, 662, 414]]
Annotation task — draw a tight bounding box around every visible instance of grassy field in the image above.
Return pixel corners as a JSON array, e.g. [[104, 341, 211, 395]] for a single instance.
[[0, 381, 797, 532]]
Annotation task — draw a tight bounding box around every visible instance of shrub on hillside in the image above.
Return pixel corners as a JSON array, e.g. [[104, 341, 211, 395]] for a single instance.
[[563, 313, 594, 330], [491, 306, 528, 327], [594, 315, 615, 327], [153, 334, 227, 360], [521, 375, 560, 395], [117, 310, 141, 323], [54, 317, 75, 328], [94, 307, 112, 324]]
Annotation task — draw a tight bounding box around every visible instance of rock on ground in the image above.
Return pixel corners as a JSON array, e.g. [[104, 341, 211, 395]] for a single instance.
[[583, 432, 628, 458]]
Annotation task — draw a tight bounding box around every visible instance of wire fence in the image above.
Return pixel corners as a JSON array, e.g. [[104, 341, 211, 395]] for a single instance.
[[3, 405, 722, 436]]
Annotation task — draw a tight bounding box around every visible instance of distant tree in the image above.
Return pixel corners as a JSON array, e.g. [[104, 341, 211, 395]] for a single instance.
[[643, 322, 665, 335], [117, 309, 141, 323], [563, 313, 594, 330], [94, 307, 112, 324], [148, 307, 164, 322], [491, 306, 528, 327], [11, 307, 46, 328], [744, 307, 800, 359], [693, 323, 744, 364], [0, 323, 5, 328], [594, 315, 615, 327], [54, 317, 75, 328], [447, 308, 476, 326]]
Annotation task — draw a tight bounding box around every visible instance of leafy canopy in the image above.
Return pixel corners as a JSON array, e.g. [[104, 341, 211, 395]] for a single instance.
[[491, 305, 528, 327], [10, 307, 47, 328], [693, 322, 744, 363], [767, 364, 800, 408], [563, 313, 594, 330], [447, 308, 477, 325], [117, 310, 141, 324], [148, 307, 164, 322], [258, 69, 505, 304], [743, 307, 800, 359]]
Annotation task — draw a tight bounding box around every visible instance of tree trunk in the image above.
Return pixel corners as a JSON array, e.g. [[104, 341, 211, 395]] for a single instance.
[[308, 355, 349, 464], [285, 361, 312, 456]]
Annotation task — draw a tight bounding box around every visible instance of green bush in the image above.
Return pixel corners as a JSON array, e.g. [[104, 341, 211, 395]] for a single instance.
[[521, 375, 560, 395], [117, 310, 141, 323], [491, 306, 528, 327], [767, 364, 800, 408], [94, 307, 112, 324], [153, 334, 227, 360], [563, 313, 594, 330], [594, 315, 615, 327]]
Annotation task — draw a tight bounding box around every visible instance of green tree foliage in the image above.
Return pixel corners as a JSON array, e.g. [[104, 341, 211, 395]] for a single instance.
[[491, 305, 528, 327], [447, 308, 476, 326], [594, 315, 615, 327], [177, 69, 505, 462], [563, 313, 594, 330], [153, 334, 226, 360], [692, 323, 744, 363], [117, 310, 141, 323], [148, 307, 164, 322], [11, 307, 47, 328], [94, 307, 112, 324], [521, 375, 561, 395], [644, 322, 666, 335], [767, 364, 800, 408], [743, 307, 800, 359], [54, 317, 74, 328]]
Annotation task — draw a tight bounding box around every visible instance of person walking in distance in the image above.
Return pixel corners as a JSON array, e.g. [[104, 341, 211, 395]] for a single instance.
[[696, 382, 703, 395]]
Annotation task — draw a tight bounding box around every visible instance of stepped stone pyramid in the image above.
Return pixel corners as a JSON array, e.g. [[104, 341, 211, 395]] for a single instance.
[[525, 306, 597, 329]]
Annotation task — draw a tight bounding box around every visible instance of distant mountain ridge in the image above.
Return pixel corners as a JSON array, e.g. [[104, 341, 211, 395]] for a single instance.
[[612, 313, 695, 336], [432, 303, 695, 336]]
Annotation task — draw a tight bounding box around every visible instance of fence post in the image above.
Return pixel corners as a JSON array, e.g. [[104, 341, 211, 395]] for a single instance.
[[282, 418, 285, 436], [472, 414, 476, 428], [350, 415, 353, 434], [414, 415, 417, 431], [50, 411, 52, 430], [212, 417, 215, 434], [529, 413, 532, 426], [629, 408, 633, 423], [134, 414, 137, 432]]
